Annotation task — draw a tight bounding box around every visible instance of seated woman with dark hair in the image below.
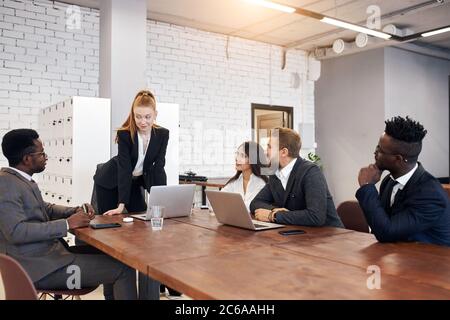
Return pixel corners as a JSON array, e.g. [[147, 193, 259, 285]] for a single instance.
[[222, 141, 268, 211]]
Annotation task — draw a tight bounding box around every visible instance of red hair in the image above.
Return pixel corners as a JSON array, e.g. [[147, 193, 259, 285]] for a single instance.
[[116, 89, 157, 144]]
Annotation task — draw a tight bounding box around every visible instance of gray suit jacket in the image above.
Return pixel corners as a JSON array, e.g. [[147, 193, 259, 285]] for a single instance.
[[0, 168, 77, 282]]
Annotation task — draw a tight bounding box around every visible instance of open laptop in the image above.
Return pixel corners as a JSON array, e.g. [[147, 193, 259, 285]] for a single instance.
[[206, 190, 285, 231], [131, 184, 195, 220]]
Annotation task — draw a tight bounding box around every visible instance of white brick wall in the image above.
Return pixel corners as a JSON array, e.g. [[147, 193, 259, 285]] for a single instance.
[[0, 0, 99, 167], [1, 2, 316, 179], [146, 21, 315, 177]]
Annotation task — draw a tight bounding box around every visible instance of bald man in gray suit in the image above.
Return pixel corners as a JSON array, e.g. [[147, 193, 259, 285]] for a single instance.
[[0, 129, 137, 299]]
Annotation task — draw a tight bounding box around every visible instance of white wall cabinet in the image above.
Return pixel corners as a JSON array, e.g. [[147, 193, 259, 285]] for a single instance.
[[36, 97, 111, 206]]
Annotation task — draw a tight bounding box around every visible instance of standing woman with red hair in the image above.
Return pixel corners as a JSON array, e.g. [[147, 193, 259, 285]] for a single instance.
[[94, 89, 168, 215], [93, 89, 169, 299]]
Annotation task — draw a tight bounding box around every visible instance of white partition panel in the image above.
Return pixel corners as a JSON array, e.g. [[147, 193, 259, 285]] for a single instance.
[[72, 97, 111, 204], [156, 103, 179, 186], [37, 97, 111, 206]]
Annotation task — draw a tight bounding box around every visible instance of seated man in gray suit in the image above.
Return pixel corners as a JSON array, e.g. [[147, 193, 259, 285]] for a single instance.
[[0, 129, 137, 299], [250, 127, 343, 227]]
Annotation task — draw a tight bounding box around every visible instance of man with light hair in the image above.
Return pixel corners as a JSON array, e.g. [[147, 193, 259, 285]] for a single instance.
[[250, 127, 343, 227]]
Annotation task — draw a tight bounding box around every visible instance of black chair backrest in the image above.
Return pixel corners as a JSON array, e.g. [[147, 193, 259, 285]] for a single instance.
[[91, 163, 105, 214]]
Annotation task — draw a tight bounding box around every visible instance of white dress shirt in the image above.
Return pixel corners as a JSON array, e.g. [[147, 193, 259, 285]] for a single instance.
[[7, 166, 33, 181], [275, 158, 297, 190], [132, 131, 151, 177], [221, 173, 267, 211], [389, 163, 418, 206]]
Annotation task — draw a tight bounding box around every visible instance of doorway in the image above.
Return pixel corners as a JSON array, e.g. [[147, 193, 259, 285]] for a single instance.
[[251, 104, 293, 148]]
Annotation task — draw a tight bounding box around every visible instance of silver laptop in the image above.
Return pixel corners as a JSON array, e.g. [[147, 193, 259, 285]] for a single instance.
[[206, 190, 285, 231], [131, 184, 195, 220]]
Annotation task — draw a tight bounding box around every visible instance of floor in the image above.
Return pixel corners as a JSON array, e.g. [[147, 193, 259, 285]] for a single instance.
[[0, 274, 191, 300]]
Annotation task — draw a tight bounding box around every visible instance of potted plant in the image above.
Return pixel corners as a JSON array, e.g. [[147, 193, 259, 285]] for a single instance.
[[307, 152, 323, 170]]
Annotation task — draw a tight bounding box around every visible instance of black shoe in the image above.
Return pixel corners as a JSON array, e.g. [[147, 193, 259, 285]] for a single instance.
[[167, 287, 182, 297]]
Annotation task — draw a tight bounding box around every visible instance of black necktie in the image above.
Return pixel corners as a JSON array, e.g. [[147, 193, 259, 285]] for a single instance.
[[384, 178, 399, 212]]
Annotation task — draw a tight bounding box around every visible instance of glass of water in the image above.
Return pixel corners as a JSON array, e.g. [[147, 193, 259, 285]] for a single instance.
[[150, 205, 164, 231]]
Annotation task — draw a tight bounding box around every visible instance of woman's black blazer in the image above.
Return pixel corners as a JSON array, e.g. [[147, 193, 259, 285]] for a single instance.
[[94, 126, 169, 206]]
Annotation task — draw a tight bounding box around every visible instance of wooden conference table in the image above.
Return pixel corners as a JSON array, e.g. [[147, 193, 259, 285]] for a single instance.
[[74, 209, 450, 300]]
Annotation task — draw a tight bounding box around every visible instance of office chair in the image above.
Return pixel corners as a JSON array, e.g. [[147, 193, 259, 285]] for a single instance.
[[336, 201, 370, 233], [0, 254, 37, 300], [0, 253, 97, 300]]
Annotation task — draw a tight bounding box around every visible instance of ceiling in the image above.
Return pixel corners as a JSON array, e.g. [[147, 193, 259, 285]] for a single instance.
[[62, 0, 450, 53]]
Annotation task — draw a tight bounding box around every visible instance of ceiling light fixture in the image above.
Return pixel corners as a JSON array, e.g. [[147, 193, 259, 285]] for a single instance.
[[245, 0, 295, 13], [421, 26, 450, 37], [246, 0, 450, 43], [246, 0, 392, 40], [321, 17, 391, 40]]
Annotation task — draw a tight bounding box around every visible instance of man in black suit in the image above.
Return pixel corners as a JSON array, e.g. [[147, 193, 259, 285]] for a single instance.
[[250, 127, 343, 227], [356, 116, 450, 246]]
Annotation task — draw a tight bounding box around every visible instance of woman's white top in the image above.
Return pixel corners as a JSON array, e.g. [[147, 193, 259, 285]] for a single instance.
[[221, 173, 267, 211], [132, 131, 151, 177]]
